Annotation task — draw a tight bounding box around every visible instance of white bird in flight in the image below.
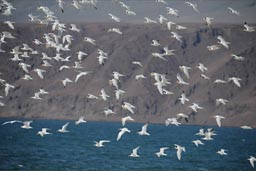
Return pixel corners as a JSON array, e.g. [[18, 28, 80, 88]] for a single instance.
[[192, 140, 204, 147], [228, 7, 240, 15], [57, 122, 69, 133], [138, 123, 150, 136], [109, 13, 120, 22], [117, 127, 131, 141], [121, 102, 136, 114], [21, 121, 33, 129], [214, 115, 225, 127], [174, 144, 186, 160], [94, 140, 111, 147], [155, 147, 169, 157], [129, 146, 140, 157], [37, 128, 51, 137], [75, 71, 92, 83], [121, 116, 134, 126], [217, 149, 228, 155], [248, 156, 256, 168], [217, 36, 230, 49], [75, 116, 87, 125], [185, 1, 199, 13]]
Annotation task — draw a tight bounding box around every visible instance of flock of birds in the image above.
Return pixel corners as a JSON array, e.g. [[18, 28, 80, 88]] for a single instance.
[[0, 0, 256, 169]]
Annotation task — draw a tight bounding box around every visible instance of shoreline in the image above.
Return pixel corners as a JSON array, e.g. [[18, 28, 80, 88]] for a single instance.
[[0, 115, 254, 129]]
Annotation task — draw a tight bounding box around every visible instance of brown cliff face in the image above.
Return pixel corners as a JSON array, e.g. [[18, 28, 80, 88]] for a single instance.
[[0, 23, 256, 127]]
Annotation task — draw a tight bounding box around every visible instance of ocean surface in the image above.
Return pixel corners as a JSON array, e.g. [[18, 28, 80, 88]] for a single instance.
[[0, 118, 255, 171]]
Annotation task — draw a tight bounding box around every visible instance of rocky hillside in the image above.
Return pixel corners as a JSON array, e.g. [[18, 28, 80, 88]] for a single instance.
[[0, 22, 256, 127]]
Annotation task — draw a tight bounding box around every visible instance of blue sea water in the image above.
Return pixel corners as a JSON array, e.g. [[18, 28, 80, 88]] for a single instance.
[[0, 118, 255, 171]]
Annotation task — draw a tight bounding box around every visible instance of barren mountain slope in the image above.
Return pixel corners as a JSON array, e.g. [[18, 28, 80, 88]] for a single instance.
[[0, 23, 256, 127]]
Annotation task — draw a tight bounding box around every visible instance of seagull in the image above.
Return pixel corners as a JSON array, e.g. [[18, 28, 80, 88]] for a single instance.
[[59, 65, 70, 71], [37, 128, 51, 137], [151, 40, 160, 46], [185, 1, 199, 13], [166, 7, 179, 17], [57, 0, 65, 13], [248, 156, 256, 168], [200, 74, 210, 80], [176, 73, 189, 85], [4, 83, 15, 96], [39, 88, 49, 95], [75, 71, 92, 83], [231, 54, 246, 61], [33, 39, 43, 45], [135, 74, 147, 80], [144, 17, 157, 24], [176, 25, 187, 30], [4, 20, 15, 29], [121, 116, 134, 126], [2, 120, 22, 125], [156, 0, 167, 4], [171, 32, 183, 43], [129, 146, 140, 157], [109, 13, 120, 22], [71, 0, 82, 9], [244, 22, 255, 32], [174, 144, 186, 160], [138, 123, 150, 136], [112, 71, 124, 80], [62, 78, 73, 87], [192, 140, 204, 147], [165, 118, 181, 126], [163, 46, 175, 56], [87, 93, 99, 100], [158, 15, 167, 24], [179, 65, 191, 78], [31, 92, 42, 100], [176, 113, 189, 122], [117, 127, 131, 141], [41, 60, 52, 67], [33, 68, 46, 79], [217, 36, 230, 49], [114, 89, 126, 100], [99, 89, 110, 101], [70, 24, 80, 32], [214, 115, 225, 127], [228, 7, 240, 15], [121, 102, 136, 114], [240, 126, 252, 129], [125, 9, 136, 16], [217, 149, 228, 155], [97, 55, 108, 65], [228, 77, 242, 87], [21, 121, 33, 129], [207, 45, 220, 51], [94, 140, 111, 147], [152, 53, 167, 61], [132, 61, 143, 67], [216, 98, 228, 106], [189, 103, 203, 112], [179, 92, 189, 105], [155, 147, 169, 157], [203, 17, 214, 27], [109, 78, 119, 89], [104, 108, 115, 116], [108, 28, 122, 35], [84, 36, 96, 46], [167, 21, 176, 30], [196, 63, 208, 73], [75, 116, 87, 125], [57, 122, 69, 133], [213, 79, 227, 84]]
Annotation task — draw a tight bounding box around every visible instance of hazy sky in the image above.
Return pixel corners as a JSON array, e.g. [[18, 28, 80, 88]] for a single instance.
[[0, 0, 256, 24]]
